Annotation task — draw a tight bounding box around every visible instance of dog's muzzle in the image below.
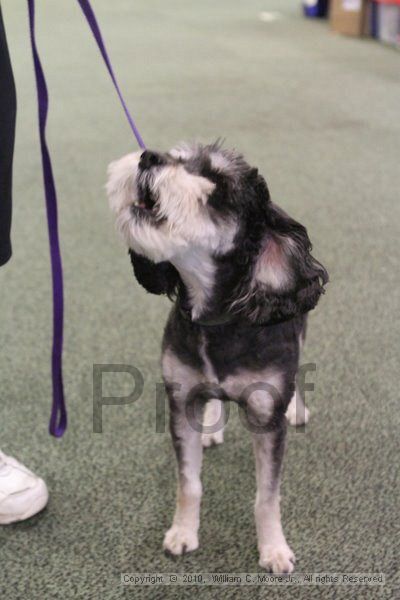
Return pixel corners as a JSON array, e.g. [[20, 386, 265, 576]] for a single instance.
[[139, 150, 164, 171]]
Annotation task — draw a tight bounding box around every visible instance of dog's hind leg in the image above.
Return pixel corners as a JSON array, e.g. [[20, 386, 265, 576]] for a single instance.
[[162, 351, 204, 555], [201, 399, 225, 448], [285, 383, 310, 426]]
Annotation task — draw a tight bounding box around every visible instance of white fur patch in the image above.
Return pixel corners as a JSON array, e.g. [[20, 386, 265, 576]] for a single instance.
[[285, 391, 310, 426], [210, 152, 231, 172], [172, 250, 216, 319], [106, 152, 141, 214], [106, 152, 174, 261], [153, 164, 215, 229], [202, 399, 225, 447], [169, 142, 195, 162]]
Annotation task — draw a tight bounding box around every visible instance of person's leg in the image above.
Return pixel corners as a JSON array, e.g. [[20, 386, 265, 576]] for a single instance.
[[0, 7, 49, 524], [0, 4, 16, 267]]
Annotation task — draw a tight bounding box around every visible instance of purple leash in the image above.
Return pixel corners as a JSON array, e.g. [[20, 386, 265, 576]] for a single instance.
[[27, 0, 146, 437], [28, 0, 66, 437], [76, 0, 146, 150]]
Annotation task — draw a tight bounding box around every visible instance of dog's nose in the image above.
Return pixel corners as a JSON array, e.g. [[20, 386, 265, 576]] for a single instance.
[[139, 150, 163, 170]]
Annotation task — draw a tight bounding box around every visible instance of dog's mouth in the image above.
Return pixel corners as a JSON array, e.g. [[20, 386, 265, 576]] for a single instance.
[[137, 179, 157, 213], [138, 187, 156, 211]]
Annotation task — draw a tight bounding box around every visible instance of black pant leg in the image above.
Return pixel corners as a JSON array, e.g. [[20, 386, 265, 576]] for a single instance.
[[0, 5, 16, 267]]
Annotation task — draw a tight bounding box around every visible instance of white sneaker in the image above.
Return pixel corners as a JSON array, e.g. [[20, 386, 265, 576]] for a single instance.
[[0, 450, 49, 524]]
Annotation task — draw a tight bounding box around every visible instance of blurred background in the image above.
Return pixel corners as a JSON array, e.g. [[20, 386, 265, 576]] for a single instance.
[[305, 0, 400, 47], [0, 1, 398, 598]]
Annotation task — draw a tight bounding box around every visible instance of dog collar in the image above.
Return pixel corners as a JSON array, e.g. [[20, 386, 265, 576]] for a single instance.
[[178, 302, 297, 328], [179, 306, 237, 327]]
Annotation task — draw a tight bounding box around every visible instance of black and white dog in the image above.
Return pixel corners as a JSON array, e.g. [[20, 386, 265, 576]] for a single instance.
[[107, 143, 328, 573]]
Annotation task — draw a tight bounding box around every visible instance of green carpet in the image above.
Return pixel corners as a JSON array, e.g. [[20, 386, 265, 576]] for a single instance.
[[0, 0, 399, 598]]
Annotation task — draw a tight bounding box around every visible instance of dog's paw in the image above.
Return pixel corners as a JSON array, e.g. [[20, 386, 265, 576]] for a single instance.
[[163, 525, 199, 555], [201, 429, 224, 448], [285, 396, 310, 427], [259, 542, 296, 574]]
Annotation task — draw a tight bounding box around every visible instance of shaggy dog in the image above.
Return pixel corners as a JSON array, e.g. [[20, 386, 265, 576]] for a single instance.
[[107, 142, 328, 573]]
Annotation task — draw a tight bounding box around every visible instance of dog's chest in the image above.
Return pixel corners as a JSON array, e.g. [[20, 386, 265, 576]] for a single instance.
[[163, 310, 303, 389], [196, 321, 299, 385]]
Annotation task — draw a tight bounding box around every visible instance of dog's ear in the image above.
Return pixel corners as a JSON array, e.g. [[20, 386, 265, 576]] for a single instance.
[[232, 204, 328, 323], [129, 250, 180, 298]]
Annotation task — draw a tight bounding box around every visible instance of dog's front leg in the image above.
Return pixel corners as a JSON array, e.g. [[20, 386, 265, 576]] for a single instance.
[[162, 358, 204, 555], [251, 419, 295, 573], [242, 377, 295, 573]]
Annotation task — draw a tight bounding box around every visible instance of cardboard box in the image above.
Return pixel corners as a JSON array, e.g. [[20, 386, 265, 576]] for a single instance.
[[377, 2, 400, 46], [330, 0, 368, 36]]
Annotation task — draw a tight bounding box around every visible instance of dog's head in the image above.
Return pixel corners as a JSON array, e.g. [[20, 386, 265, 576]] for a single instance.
[[107, 142, 328, 322]]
